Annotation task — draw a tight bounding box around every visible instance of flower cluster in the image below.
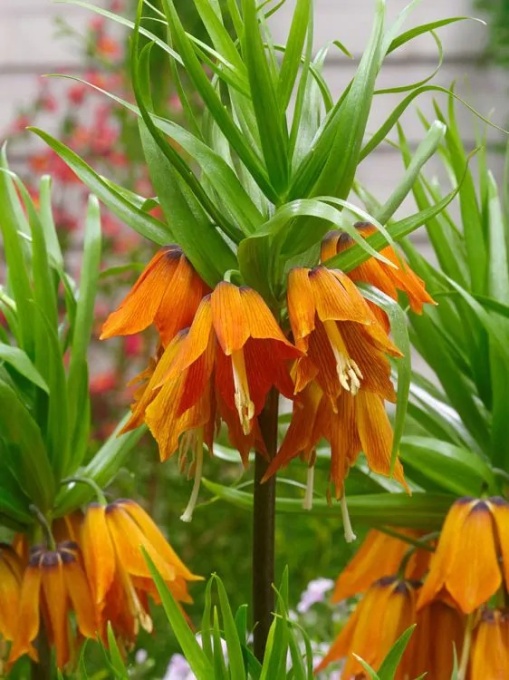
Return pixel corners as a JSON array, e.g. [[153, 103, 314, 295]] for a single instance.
[[1, 500, 199, 670], [101, 226, 433, 522], [319, 498, 509, 678]]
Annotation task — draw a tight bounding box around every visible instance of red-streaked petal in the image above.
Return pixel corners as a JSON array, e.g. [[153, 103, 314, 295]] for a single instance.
[[355, 391, 407, 489], [311, 267, 373, 324], [166, 296, 214, 376], [287, 268, 316, 344]]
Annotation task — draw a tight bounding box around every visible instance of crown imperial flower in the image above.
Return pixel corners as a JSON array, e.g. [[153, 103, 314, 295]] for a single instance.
[[100, 245, 210, 347]]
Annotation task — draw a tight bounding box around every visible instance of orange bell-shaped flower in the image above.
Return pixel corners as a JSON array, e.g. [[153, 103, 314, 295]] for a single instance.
[[80, 500, 201, 643], [469, 608, 509, 679], [331, 528, 431, 601], [316, 576, 419, 678], [100, 245, 210, 347], [286, 266, 401, 401], [417, 497, 509, 614], [321, 225, 435, 331], [9, 541, 97, 669]]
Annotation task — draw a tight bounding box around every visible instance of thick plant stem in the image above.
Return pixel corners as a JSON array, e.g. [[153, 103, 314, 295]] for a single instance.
[[252, 388, 279, 662], [31, 625, 51, 680]]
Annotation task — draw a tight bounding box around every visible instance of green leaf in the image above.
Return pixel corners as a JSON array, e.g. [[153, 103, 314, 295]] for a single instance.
[[28, 128, 170, 245], [144, 551, 214, 680], [240, 0, 288, 194], [161, 0, 276, 202], [289, 0, 385, 200], [139, 121, 237, 286], [66, 195, 101, 474], [374, 120, 446, 225], [106, 623, 129, 679], [377, 625, 416, 680], [400, 436, 495, 496], [277, 0, 312, 113], [0, 345, 48, 392], [0, 159, 34, 354], [486, 171, 509, 302], [0, 381, 55, 511], [212, 575, 247, 680], [202, 480, 454, 529], [358, 285, 410, 473]]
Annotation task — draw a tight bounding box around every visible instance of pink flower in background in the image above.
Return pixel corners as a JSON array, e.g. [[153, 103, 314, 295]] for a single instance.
[[297, 578, 334, 613]]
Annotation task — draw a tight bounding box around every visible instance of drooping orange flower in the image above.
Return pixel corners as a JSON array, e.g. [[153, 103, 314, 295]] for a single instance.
[[286, 266, 401, 401], [100, 245, 210, 347], [417, 497, 509, 614], [80, 500, 201, 643], [469, 608, 509, 679], [331, 528, 431, 602], [405, 601, 465, 680], [148, 282, 300, 439], [321, 225, 435, 330], [264, 380, 407, 497], [0, 543, 23, 644], [316, 576, 420, 678], [9, 541, 97, 669]]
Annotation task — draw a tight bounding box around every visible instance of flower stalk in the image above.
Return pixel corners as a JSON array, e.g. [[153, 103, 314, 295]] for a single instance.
[[252, 387, 279, 661]]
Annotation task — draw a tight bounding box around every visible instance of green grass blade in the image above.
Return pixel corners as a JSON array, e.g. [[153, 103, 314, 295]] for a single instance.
[[212, 575, 247, 680], [144, 551, 214, 680]]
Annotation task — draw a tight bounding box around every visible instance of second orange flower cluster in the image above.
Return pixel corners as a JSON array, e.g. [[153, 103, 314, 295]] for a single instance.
[[318, 496, 509, 679], [101, 226, 433, 499], [0, 500, 200, 670]]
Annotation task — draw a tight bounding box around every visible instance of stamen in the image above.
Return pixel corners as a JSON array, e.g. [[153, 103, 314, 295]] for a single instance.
[[340, 494, 357, 543], [231, 349, 255, 435], [180, 429, 204, 523], [323, 320, 363, 395], [303, 465, 315, 510]]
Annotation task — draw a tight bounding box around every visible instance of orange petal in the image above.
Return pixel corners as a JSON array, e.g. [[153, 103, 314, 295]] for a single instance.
[[470, 610, 509, 679], [81, 504, 116, 607], [61, 547, 98, 639], [446, 500, 501, 613], [490, 497, 509, 591], [165, 296, 214, 377], [0, 545, 22, 640], [311, 267, 373, 324], [287, 268, 316, 345], [331, 529, 409, 602], [154, 251, 208, 347], [106, 504, 178, 582], [100, 248, 180, 339], [120, 500, 201, 581], [9, 560, 42, 664], [41, 552, 70, 669], [355, 391, 407, 490], [241, 287, 298, 351], [417, 498, 476, 611], [210, 282, 250, 355]]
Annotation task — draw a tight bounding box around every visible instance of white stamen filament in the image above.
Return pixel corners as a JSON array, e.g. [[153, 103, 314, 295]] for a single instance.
[[340, 494, 357, 543], [323, 320, 363, 395], [231, 349, 255, 435], [303, 465, 315, 510], [180, 429, 204, 523]]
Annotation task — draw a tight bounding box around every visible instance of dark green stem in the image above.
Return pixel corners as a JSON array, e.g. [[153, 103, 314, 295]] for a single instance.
[[252, 388, 279, 662], [30, 622, 51, 680]]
